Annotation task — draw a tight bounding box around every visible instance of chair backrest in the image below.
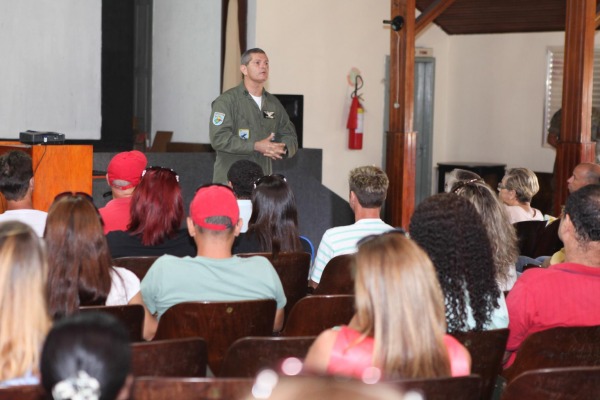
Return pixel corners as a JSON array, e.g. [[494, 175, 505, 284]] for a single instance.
[[112, 256, 159, 281], [281, 295, 355, 337], [312, 254, 355, 295], [153, 300, 276, 375], [391, 375, 482, 400], [532, 218, 563, 258], [237, 252, 310, 318], [220, 336, 316, 377], [513, 220, 547, 258], [131, 337, 207, 377], [502, 325, 600, 382], [149, 130, 173, 152], [131, 377, 254, 400], [79, 304, 145, 342], [501, 366, 600, 400], [0, 385, 45, 400], [452, 328, 509, 400]]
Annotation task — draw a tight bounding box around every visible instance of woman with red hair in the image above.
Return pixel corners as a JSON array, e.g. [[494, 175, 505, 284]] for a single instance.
[[106, 167, 196, 258]]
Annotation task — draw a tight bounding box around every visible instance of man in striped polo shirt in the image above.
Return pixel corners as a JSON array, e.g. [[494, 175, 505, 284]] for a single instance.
[[309, 165, 394, 288]]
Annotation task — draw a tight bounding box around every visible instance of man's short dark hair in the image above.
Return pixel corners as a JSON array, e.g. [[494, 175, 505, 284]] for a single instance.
[[227, 160, 264, 199], [241, 48, 266, 66], [565, 184, 600, 242], [0, 151, 33, 201], [348, 166, 389, 208]]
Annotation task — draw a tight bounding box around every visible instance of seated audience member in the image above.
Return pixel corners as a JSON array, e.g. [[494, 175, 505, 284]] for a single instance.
[[44, 193, 152, 339], [498, 167, 545, 224], [0, 221, 50, 387], [444, 168, 484, 193], [106, 167, 196, 258], [309, 166, 394, 288], [505, 184, 600, 367], [99, 150, 147, 234], [0, 151, 47, 236], [227, 159, 264, 233], [304, 232, 471, 379], [453, 181, 519, 291], [567, 162, 600, 193], [41, 312, 132, 400], [232, 174, 312, 258], [141, 184, 286, 338], [410, 193, 508, 332], [546, 162, 600, 266]]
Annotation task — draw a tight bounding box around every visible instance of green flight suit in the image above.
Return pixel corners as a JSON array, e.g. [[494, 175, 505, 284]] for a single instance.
[[209, 82, 298, 183]]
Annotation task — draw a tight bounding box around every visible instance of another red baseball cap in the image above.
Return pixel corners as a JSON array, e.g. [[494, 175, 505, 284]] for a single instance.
[[190, 185, 239, 230], [106, 151, 147, 190]]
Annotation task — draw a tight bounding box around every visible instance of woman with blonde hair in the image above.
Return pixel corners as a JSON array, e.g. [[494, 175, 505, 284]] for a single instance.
[[453, 181, 519, 291], [0, 221, 51, 386], [303, 232, 470, 379], [498, 167, 545, 223]]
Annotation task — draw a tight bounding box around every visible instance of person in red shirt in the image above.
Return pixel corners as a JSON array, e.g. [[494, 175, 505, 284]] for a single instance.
[[98, 151, 147, 234], [505, 184, 600, 367]]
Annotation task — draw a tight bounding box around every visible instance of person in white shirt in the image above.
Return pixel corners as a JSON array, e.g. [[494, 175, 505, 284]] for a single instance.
[[309, 165, 394, 288], [497, 167, 545, 224], [0, 151, 47, 236], [227, 159, 263, 233]]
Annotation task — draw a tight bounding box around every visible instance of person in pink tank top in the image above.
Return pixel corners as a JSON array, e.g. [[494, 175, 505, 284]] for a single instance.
[[304, 232, 471, 379]]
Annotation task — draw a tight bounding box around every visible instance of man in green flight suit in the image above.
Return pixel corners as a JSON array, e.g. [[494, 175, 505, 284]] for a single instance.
[[209, 48, 298, 183]]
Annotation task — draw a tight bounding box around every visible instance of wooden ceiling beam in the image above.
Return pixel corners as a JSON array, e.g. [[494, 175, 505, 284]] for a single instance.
[[415, 0, 456, 35]]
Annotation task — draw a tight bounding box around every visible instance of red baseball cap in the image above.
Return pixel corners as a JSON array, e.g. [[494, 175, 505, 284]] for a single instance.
[[190, 185, 239, 230], [106, 151, 147, 190]]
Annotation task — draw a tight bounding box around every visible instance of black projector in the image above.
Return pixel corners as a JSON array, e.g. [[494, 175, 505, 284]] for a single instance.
[[19, 130, 65, 145]]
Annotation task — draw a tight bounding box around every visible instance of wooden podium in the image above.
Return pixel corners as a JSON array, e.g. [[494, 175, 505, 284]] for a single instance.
[[0, 142, 93, 212]]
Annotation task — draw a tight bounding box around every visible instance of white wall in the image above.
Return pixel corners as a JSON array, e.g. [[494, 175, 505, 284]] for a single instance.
[[425, 31, 564, 174], [256, 0, 390, 198], [150, 2, 595, 199], [152, 0, 221, 143], [0, 0, 101, 140]]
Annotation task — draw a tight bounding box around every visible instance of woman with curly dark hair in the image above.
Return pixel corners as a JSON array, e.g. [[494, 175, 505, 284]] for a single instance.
[[409, 193, 508, 332]]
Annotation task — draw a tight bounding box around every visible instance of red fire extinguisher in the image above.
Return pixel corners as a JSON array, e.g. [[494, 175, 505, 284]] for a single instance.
[[347, 75, 364, 150]]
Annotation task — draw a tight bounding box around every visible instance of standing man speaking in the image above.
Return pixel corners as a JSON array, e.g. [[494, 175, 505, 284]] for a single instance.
[[210, 48, 298, 184]]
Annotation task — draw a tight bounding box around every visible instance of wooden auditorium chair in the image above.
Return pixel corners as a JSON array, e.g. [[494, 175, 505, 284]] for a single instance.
[[451, 328, 509, 400], [220, 336, 316, 377], [281, 295, 355, 337], [112, 256, 159, 281], [501, 366, 600, 400], [236, 252, 310, 318], [131, 337, 207, 377], [312, 254, 355, 295], [502, 325, 600, 383], [152, 299, 276, 375], [79, 304, 145, 342]]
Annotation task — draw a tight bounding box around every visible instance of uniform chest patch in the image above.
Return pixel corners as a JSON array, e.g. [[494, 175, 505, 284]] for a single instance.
[[238, 129, 250, 140], [212, 112, 225, 126]]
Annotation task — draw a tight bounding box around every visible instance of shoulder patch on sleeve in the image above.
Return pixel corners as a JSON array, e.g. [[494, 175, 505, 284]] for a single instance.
[[212, 112, 225, 126]]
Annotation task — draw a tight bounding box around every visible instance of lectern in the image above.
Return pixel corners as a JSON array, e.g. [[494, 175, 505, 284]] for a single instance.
[[0, 142, 93, 212]]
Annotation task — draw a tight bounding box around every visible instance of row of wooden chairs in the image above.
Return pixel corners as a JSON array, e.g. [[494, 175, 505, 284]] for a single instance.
[[80, 295, 354, 374], [112, 251, 355, 300], [7, 367, 600, 400], [2, 324, 600, 399], [0, 375, 484, 400]]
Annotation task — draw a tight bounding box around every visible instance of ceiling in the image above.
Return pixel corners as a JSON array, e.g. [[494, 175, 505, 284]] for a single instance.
[[415, 0, 600, 35]]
